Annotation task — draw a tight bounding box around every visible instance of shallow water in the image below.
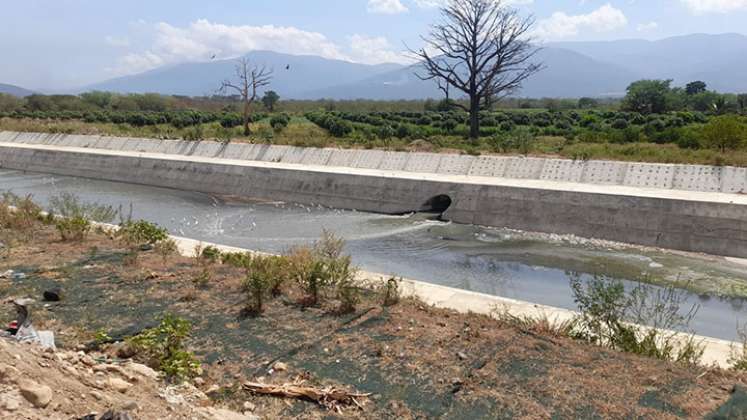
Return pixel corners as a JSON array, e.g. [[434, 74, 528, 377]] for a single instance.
[[3, 168, 747, 341]]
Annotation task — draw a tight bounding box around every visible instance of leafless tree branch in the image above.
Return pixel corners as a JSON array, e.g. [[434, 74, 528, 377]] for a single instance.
[[410, 0, 543, 139], [218, 57, 274, 135]]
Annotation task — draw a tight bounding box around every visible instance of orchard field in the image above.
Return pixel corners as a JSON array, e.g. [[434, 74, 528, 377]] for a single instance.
[[1, 81, 747, 166]]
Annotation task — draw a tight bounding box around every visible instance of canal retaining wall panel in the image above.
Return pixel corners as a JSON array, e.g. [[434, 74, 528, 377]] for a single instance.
[[3, 141, 747, 258]]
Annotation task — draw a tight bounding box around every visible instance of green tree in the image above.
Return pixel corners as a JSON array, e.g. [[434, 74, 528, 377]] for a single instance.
[[685, 81, 707, 95], [622, 80, 673, 114], [687, 91, 721, 112], [702, 115, 745, 153], [577, 97, 598, 109], [25, 94, 57, 111], [261, 90, 280, 112], [80, 91, 114, 109], [0, 93, 23, 112], [738, 94, 747, 112]]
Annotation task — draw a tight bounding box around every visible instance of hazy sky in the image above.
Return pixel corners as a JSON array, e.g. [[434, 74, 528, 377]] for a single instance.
[[2, 0, 746, 90]]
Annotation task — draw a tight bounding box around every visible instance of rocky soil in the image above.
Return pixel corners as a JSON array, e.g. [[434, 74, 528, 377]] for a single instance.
[[0, 338, 256, 420]]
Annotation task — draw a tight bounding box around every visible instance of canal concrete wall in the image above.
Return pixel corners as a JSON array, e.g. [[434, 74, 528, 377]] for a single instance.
[[3, 131, 747, 194], [3, 131, 747, 258]]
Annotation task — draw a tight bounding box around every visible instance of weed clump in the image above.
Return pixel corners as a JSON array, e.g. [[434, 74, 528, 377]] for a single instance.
[[241, 254, 289, 315], [128, 314, 201, 382], [570, 273, 703, 365], [287, 230, 358, 309], [48, 193, 118, 241], [155, 238, 179, 262], [0, 192, 42, 234]]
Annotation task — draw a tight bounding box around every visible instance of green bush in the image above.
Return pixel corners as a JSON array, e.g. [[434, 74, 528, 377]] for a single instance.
[[570, 274, 703, 365], [55, 216, 91, 242], [702, 115, 745, 152], [270, 113, 290, 131], [287, 230, 357, 307], [128, 314, 201, 382], [47, 193, 117, 241], [117, 220, 169, 247]]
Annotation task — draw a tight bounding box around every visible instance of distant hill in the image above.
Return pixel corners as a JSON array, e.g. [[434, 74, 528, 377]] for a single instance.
[[306, 47, 637, 100], [81, 33, 747, 99], [84, 50, 404, 98], [0, 83, 34, 97], [549, 33, 747, 92]]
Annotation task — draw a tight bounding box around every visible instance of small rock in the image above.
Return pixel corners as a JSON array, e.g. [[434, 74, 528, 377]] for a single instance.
[[90, 390, 105, 401], [108, 377, 133, 393], [206, 384, 221, 394], [80, 355, 96, 367], [243, 401, 256, 411], [1, 395, 21, 411], [125, 362, 158, 380], [272, 362, 288, 372], [114, 342, 136, 359], [201, 407, 259, 420], [0, 364, 21, 384], [121, 400, 139, 411], [194, 377, 205, 386], [457, 352, 468, 361], [19, 379, 53, 408], [43, 288, 63, 302]]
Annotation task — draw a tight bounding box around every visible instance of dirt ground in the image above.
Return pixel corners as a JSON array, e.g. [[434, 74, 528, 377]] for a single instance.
[[2, 224, 747, 419]]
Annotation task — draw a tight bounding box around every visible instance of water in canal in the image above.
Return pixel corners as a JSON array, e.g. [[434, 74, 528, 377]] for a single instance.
[[3, 168, 747, 341]]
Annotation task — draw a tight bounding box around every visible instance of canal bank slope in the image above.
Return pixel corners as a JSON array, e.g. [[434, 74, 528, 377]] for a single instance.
[[2, 131, 747, 258]]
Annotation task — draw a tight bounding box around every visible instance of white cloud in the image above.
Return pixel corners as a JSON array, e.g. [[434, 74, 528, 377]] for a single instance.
[[368, 0, 408, 14], [348, 34, 410, 64], [110, 19, 410, 76], [636, 21, 659, 32], [533, 4, 627, 40], [680, 0, 747, 13]]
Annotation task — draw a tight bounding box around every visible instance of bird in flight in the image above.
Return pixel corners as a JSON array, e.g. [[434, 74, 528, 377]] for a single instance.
[[210, 54, 216, 60], [286, 65, 290, 70]]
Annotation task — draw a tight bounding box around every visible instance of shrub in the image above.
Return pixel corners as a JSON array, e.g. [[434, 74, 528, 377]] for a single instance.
[[48, 192, 118, 223], [155, 238, 179, 262], [128, 314, 201, 382], [702, 115, 745, 153], [0, 193, 42, 233], [47, 192, 117, 241], [117, 220, 169, 247], [570, 274, 703, 365], [611, 118, 629, 130], [55, 216, 91, 242], [287, 230, 356, 307], [243, 271, 268, 315], [270, 114, 290, 131], [200, 245, 222, 263]]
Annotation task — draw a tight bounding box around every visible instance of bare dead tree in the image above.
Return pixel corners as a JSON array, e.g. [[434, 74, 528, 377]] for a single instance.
[[219, 58, 273, 135], [412, 0, 543, 140]]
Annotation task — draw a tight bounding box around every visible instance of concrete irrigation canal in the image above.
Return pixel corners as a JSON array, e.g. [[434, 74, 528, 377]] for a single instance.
[[3, 132, 747, 343]]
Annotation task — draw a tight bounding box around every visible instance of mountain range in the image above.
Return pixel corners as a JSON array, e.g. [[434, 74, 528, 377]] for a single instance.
[[0, 83, 34, 97], [3, 33, 747, 99]]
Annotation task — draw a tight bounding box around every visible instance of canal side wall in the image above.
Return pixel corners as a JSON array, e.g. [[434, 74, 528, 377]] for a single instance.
[[3, 131, 747, 194], [3, 132, 747, 258]]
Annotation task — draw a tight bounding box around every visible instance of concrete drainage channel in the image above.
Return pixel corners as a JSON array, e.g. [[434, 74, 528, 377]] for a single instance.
[[2, 132, 747, 257], [0, 133, 747, 366]]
